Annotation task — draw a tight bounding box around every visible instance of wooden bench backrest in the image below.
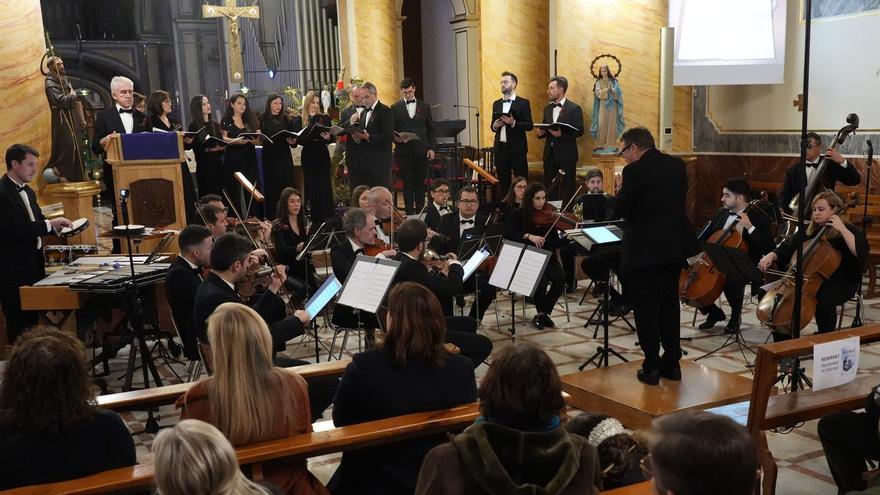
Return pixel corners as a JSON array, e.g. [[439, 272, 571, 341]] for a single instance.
[[96, 359, 350, 413]]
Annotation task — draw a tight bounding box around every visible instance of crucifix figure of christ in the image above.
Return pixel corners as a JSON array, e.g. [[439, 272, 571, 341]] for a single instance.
[[202, 0, 260, 83]]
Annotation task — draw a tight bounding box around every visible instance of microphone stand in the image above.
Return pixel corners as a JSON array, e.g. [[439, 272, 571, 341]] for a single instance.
[[852, 139, 873, 327], [454, 103, 481, 188]]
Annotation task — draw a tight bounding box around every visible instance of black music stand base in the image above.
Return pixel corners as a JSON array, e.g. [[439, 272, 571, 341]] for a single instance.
[[694, 325, 756, 367], [579, 279, 628, 369], [773, 356, 813, 391], [508, 293, 517, 339]]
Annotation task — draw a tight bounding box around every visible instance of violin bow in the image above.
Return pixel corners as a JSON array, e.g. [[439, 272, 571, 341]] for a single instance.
[[543, 185, 583, 239]]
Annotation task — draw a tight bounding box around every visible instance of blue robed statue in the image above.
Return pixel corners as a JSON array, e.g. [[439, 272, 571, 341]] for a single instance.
[[590, 64, 625, 154]]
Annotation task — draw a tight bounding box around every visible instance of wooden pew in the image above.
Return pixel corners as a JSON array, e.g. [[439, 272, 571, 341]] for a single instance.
[[97, 359, 350, 413], [747, 324, 880, 495]]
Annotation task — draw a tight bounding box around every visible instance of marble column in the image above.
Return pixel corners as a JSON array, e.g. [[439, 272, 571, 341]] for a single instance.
[[479, 0, 549, 163], [336, 0, 400, 102], [0, 0, 51, 198]]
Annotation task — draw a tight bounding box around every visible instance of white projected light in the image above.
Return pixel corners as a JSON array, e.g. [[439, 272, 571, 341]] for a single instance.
[[670, 0, 786, 85]]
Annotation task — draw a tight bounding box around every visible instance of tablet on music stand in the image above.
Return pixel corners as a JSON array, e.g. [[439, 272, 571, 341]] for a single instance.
[[462, 247, 490, 282], [304, 274, 342, 317]]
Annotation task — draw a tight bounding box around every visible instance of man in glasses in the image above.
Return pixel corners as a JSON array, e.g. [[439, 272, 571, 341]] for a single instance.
[[778, 131, 860, 214], [424, 178, 453, 230], [615, 127, 699, 385]]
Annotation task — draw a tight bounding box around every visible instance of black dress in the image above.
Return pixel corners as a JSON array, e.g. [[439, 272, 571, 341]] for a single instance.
[[296, 113, 335, 225], [259, 114, 297, 219], [504, 207, 567, 315], [271, 217, 319, 299], [0, 408, 136, 489], [187, 120, 224, 198], [152, 114, 196, 224], [221, 117, 259, 216]]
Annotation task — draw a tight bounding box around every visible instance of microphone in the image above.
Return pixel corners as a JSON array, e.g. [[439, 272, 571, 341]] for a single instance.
[[867, 139, 873, 151], [454, 104, 479, 110]]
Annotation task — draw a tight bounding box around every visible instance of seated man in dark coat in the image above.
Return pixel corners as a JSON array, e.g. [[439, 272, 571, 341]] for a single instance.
[[164, 224, 213, 360]]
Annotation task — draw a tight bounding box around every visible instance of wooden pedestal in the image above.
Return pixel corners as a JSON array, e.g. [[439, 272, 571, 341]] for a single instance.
[[561, 360, 754, 430], [43, 181, 102, 246]]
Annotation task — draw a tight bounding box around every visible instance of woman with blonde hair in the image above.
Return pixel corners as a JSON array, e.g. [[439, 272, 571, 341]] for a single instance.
[[152, 419, 271, 495], [176, 302, 329, 495], [329, 282, 477, 495], [295, 90, 335, 224]]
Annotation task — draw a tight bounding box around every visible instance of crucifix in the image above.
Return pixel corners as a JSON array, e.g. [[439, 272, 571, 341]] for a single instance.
[[202, 0, 260, 83], [793, 93, 804, 112]]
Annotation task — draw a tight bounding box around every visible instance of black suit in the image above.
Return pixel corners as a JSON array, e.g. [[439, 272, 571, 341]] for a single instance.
[[164, 257, 203, 360], [778, 158, 861, 213], [341, 101, 395, 187], [423, 202, 453, 231], [431, 212, 497, 320], [491, 96, 533, 195], [695, 206, 776, 323], [0, 175, 51, 343], [615, 148, 700, 373], [389, 253, 492, 368], [192, 272, 303, 350], [392, 99, 436, 213], [330, 239, 380, 330], [91, 105, 150, 206], [538, 99, 585, 200]]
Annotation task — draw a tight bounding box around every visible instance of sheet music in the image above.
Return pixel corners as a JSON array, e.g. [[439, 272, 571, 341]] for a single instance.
[[508, 248, 551, 296], [489, 241, 524, 289], [337, 256, 400, 313]]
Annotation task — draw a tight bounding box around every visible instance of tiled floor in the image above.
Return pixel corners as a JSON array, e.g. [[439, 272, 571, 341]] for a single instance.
[[74, 207, 876, 492]]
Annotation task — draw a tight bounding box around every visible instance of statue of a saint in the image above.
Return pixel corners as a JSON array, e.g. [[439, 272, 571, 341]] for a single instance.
[[43, 56, 86, 182], [590, 64, 625, 153]]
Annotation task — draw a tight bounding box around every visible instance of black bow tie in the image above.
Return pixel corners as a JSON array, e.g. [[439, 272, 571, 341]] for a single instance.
[[552, 103, 563, 108], [460, 219, 475, 225], [405, 100, 416, 105], [806, 161, 818, 168], [191, 265, 203, 275], [728, 211, 738, 216], [502, 99, 512, 103], [118, 107, 133, 114], [13, 183, 27, 193], [354, 248, 364, 256], [438, 205, 449, 211]]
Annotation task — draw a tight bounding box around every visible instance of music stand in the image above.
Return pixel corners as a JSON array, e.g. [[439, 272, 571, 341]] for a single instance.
[[571, 225, 629, 369], [457, 224, 504, 319], [293, 221, 337, 361], [434, 119, 467, 183], [336, 255, 401, 348], [489, 240, 552, 337], [693, 243, 765, 365]]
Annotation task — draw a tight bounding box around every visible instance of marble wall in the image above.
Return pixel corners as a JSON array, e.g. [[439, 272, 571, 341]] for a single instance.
[[1, 0, 51, 193], [337, 0, 400, 102], [478, 0, 549, 163]]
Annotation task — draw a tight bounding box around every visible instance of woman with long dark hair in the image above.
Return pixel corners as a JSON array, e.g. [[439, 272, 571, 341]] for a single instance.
[[294, 90, 335, 225], [259, 93, 297, 219], [0, 327, 135, 489], [272, 187, 319, 300], [149, 90, 196, 222], [188, 94, 225, 198], [504, 181, 567, 329], [497, 175, 527, 224], [221, 93, 261, 216], [330, 282, 477, 495]]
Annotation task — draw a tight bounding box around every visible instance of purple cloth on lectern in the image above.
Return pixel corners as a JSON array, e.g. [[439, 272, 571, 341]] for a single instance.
[[120, 132, 180, 160]]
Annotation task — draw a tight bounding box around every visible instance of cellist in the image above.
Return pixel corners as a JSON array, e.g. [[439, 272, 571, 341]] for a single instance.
[[778, 132, 860, 214], [758, 191, 868, 338], [697, 179, 775, 333]]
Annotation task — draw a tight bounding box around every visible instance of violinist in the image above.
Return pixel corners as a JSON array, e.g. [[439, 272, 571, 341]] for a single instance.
[[423, 178, 453, 230], [495, 176, 527, 224], [431, 186, 497, 321], [329, 208, 394, 336], [193, 233, 310, 353], [200, 203, 228, 238], [697, 179, 775, 333], [389, 219, 493, 368], [271, 187, 319, 302], [504, 182, 567, 329], [758, 191, 868, 337], [164, 225, 213, 361], [367, 186, 395, 244], [778, 132, 861, 214]]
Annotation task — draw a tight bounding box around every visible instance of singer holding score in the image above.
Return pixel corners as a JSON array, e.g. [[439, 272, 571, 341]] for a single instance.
[[0, 144, 72, 344], [490, 72, 533, 196]]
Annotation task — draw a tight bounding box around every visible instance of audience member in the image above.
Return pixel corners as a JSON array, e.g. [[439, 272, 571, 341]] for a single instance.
[[644, 410, 759, 495], [329, 282, 477, 495], [0, 327, 135, 489], [177, 303, 330, 495], [565, 413, 647, 490], [416, 342, 602, 494], [152, 419, 276, 495], [818, 385, 880, 494]]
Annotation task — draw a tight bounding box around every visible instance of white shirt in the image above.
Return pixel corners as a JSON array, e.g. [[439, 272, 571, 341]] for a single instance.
[[499, 93, 516, 143], [219, 275, 237, 293], [404, 98, 416, 119], [363, 100, 378, 128], [181, 254, 204, 280], [552, 97, 567, 124], [806, 156, 849, 184], [375, 224, 390, 244], [434, 202, 450, 217], [723, 208, 756, 234], [349, 237, 364, 255], [116, 103, 134, 134], [9, 176, 51, 249], [459, 215, 477, 237]]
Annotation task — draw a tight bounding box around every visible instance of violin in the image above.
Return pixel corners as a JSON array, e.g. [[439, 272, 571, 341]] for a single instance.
[[531, 203, 578, 230], [679, 198, 765, 308], [757, 192, 860, 334], [423, 248, 453, 274]]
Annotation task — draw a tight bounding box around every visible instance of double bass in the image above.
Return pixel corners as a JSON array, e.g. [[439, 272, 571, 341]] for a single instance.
[[757, 193, 860, 334], [679, 199, 764, 308]]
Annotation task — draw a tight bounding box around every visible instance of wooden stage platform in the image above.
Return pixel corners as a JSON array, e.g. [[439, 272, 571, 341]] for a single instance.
[[561, 359, 754, 430]]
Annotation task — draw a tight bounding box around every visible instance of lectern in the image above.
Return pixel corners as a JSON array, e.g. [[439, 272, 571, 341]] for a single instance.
[[104, 132, 186, 252]]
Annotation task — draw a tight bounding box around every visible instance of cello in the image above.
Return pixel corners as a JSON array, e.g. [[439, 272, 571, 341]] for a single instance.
[[756, 192, 860, 335], [679, 199, 764, 308]]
